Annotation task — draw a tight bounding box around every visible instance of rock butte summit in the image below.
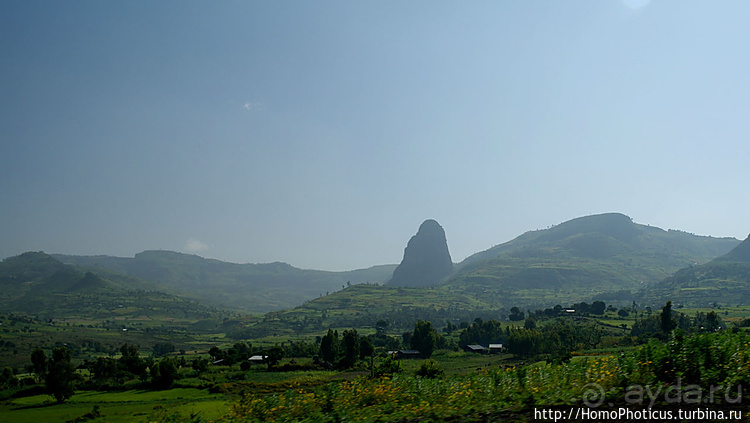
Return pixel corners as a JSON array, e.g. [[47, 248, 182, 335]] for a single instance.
[[388, 219, 453, 287]]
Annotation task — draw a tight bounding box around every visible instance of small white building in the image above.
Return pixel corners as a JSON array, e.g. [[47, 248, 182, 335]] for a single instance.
[[248, 355, 268, 363]]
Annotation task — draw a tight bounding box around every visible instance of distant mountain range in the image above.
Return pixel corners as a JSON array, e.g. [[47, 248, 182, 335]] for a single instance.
[[54, 250, 396, 312], [4, 212, 746, 323], [0, 252, 218, 321], [233, 213, 745, 337]]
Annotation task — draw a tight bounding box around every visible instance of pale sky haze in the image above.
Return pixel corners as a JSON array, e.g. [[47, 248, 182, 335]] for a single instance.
[[2, 1, 749, 270]]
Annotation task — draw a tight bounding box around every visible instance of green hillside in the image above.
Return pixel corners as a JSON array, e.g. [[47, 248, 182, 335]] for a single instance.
[[460, 213, 737, 267], [55, 251, 396, 313], [445, 213, 739, 307], [0, 252, 233, 367], [645, 235, 750, 306], [0, 252, 221, 322], [234, 214, 741, 339]]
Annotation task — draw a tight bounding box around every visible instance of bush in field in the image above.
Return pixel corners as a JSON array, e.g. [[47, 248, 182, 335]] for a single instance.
[[415, 359, 443, 379], [374, 355, 402, 377]]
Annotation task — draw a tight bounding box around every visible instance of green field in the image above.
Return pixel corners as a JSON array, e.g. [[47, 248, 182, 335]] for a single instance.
[[1, 388, 227, 423]]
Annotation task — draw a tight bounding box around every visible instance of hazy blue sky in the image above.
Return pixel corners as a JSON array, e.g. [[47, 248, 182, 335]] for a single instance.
[[2, 1, 749, 270]]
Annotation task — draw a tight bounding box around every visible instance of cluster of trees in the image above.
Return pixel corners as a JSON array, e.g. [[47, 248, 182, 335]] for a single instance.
[[27, 343, 191, 403], [30, 347, 78, 403], [631, 301, 725, 340], [208, 342, 253, 366], [508, 307, 525, 321], [506, 319, 604, 363], [519, 301, 612, 321], [208, 342, 284, 370], [318, 329, 373, 368], [458, 318, 505, 347], [317, 320, 443, 369], [0, 366, 20, 390], [83, 344, 150, 385]]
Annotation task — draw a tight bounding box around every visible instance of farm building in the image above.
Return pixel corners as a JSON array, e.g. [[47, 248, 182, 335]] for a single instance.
[[464, 344, 486, 353], [248, 355, 268, 364], [489, 344, 504, 353], [387, 350, 422, 359]]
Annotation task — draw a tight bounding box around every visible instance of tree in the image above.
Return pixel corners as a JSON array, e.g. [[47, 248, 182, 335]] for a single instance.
[[705, 311, 721, 332], [359, 336, 375, 360], [46, 347, 77, 403], [401, 331, 412, 349], [411, 320, 438, 358], [152, 342, 175, 358], [119, 344, 147, 380], [208, 346, 224, 361], [152, 358, 177, 389], [590, 301, 606, 316], [524, 318, 537, 330], [661, 301, 676, 334], [30, 348, 47, 381], [265, 347, 284, 370], [384, 336, 402, 351], [509, 307, 525, 321], [84, 356, 118, 383], [458, 319, 505, 348], [375, 320, 389, 335], [506, 328, 544, 357], [341, 330, 360, 368], [191, 357, 209, 373], [319, 329, 340, 364], [1, 367, 18, 389]]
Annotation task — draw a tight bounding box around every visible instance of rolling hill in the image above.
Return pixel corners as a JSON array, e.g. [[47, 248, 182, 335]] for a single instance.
[[442, 213, 739, 306], [645, 234, 750, 307], [229, 214, 741, 338], [0, 252, 220, 322], [54, 250, 397, 313]]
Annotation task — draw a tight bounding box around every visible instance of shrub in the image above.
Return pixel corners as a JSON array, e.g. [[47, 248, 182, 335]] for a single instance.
[[415, 359, 443, 379], [373, 355, 402, 378]]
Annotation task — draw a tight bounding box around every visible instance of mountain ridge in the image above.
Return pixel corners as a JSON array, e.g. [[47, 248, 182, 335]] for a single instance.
[[646, 234, 750, 306], [54, 250, 397, 313], [0, 252, 219, 321]]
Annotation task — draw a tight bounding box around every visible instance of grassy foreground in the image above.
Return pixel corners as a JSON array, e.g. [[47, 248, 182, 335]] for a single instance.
[[225, 330, 750, 422], [0, 388, 226, 423], [5, 326, 750, 422]]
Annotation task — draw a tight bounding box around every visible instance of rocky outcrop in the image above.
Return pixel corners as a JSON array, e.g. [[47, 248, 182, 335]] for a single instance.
[[388, 219, 453, 287]]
